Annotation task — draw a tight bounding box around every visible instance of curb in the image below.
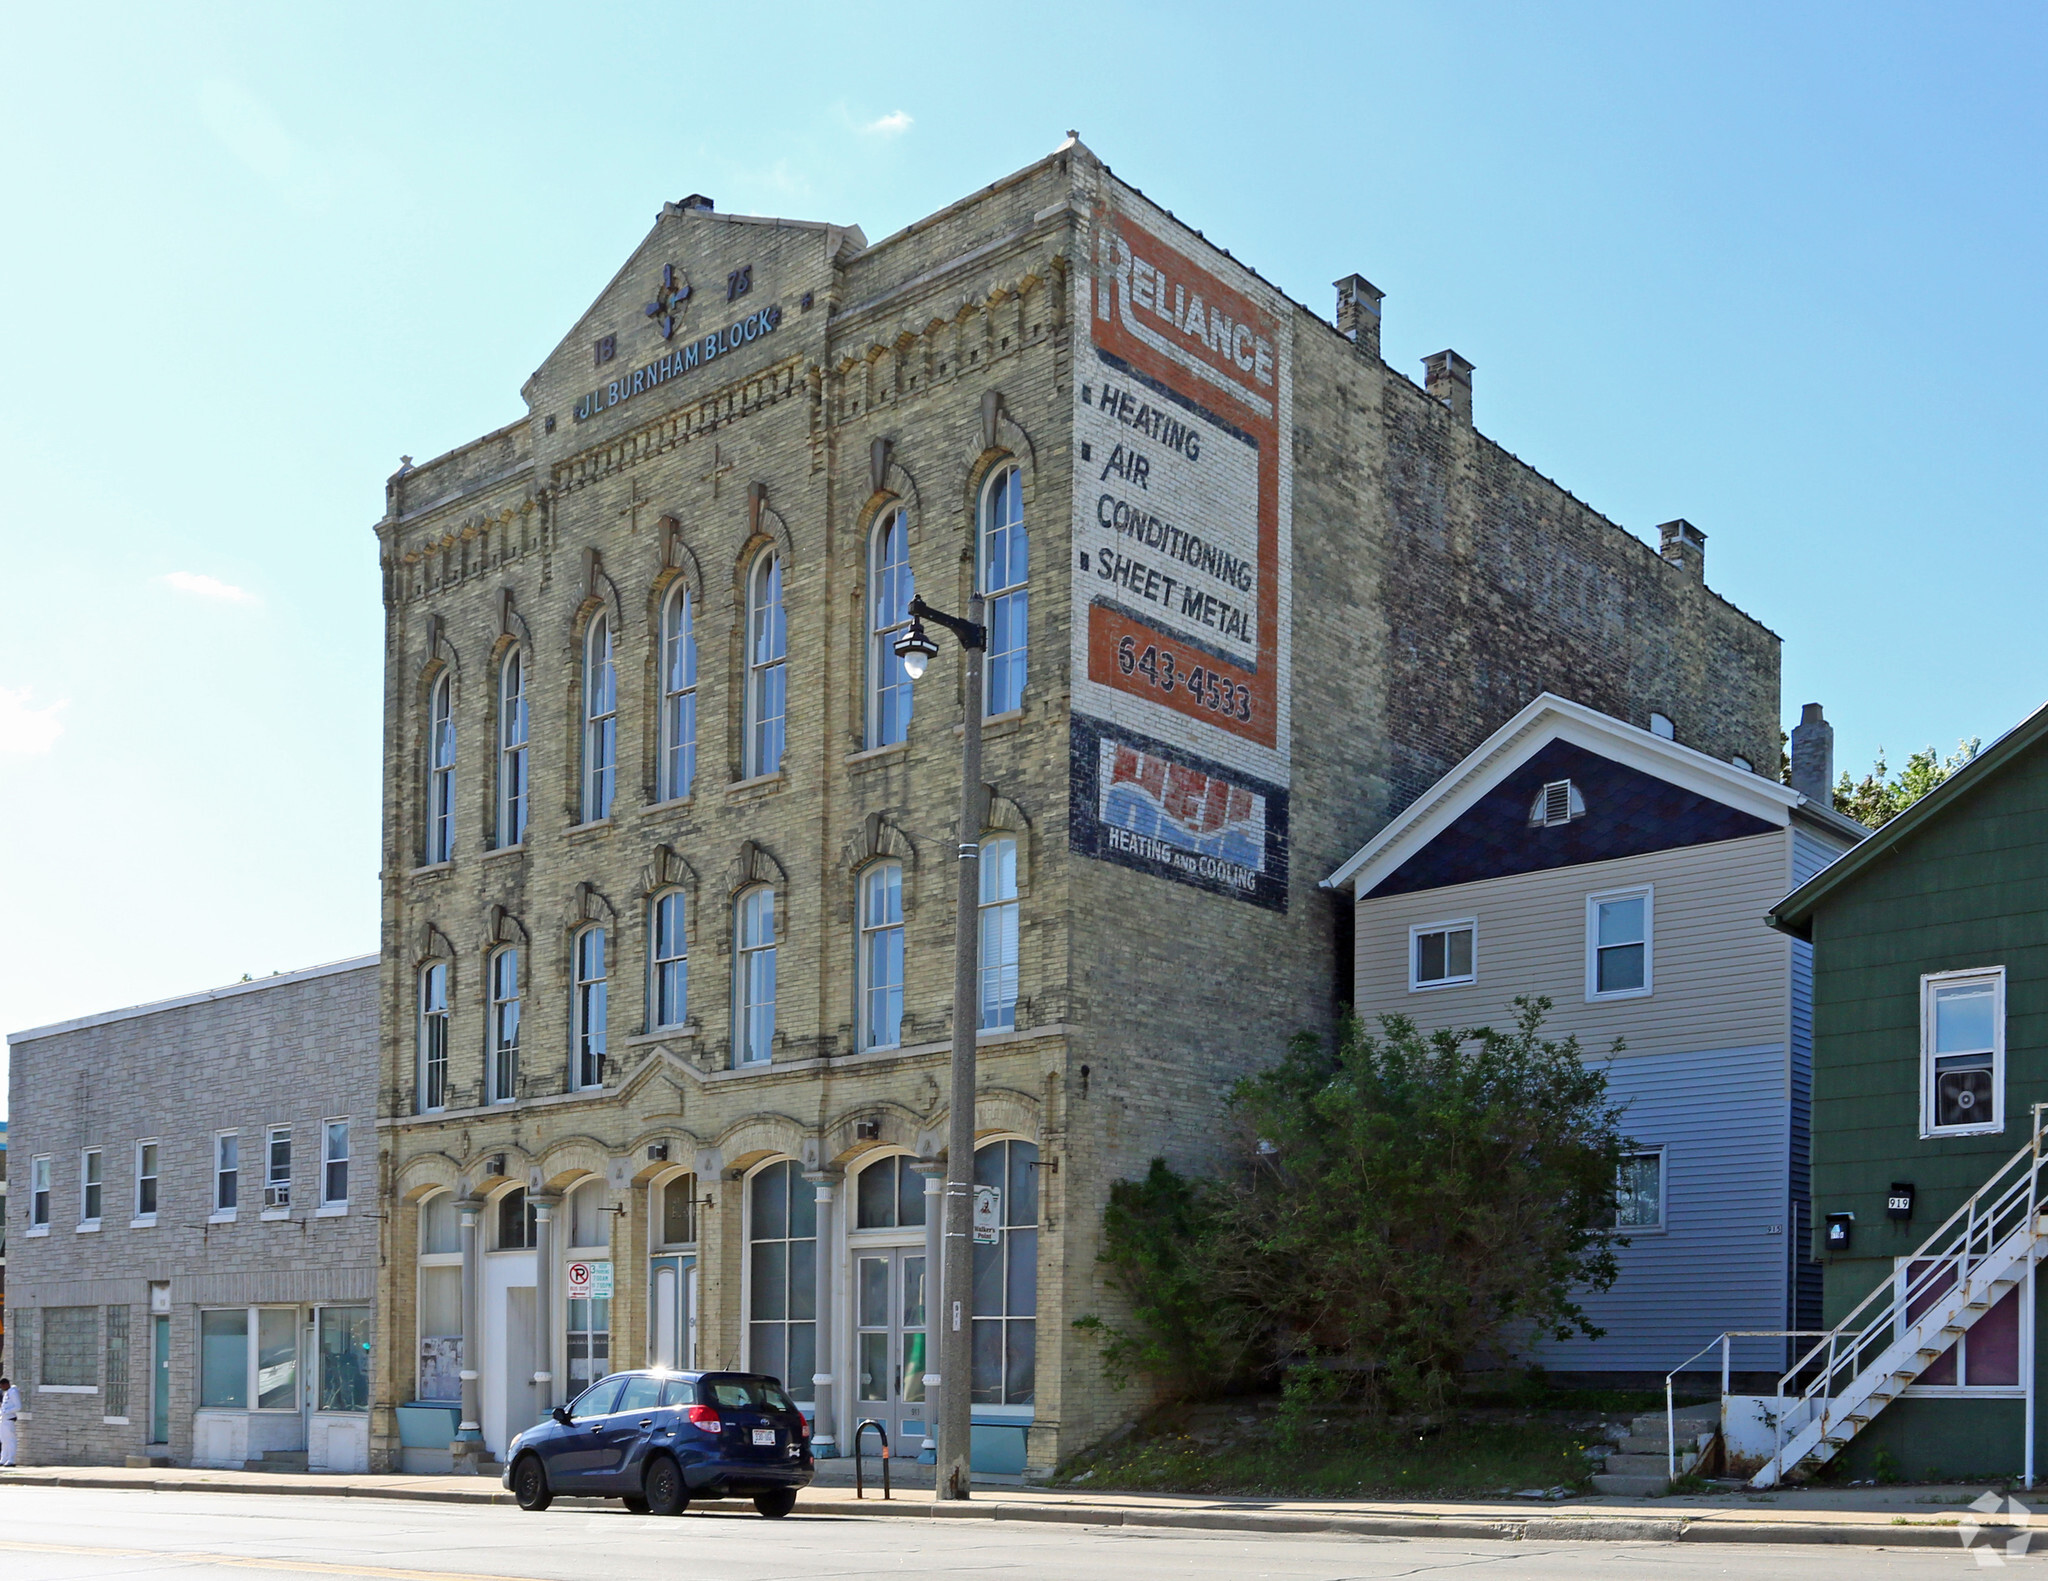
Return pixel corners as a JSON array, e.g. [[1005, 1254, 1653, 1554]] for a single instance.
[[0, 1472, 1987, 1549]]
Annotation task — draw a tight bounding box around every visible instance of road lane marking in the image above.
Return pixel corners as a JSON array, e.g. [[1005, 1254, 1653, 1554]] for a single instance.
[[0, 1539, 551, 1581]]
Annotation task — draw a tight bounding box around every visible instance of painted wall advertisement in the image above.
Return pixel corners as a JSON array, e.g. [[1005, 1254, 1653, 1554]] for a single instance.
[[1069, 185, 1294, 910]]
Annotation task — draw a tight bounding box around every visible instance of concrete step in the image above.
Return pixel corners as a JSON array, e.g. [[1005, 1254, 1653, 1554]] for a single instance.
[[1630, 1412, 1715, 1438], [1589, 1472, 1670, 1497], [1616, 1432, 1711, 1456], [247, 1452, 309, 1473], [1603, 1451, 1695, 1477]]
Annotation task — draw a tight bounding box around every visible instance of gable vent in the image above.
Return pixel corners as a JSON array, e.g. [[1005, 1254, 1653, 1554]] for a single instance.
[[1530, 779, 1585, 828]]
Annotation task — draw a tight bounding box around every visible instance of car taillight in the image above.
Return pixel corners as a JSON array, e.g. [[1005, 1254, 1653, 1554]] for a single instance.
[[798, 1416, 811, 1439], [687, 1405, 722, 1434]]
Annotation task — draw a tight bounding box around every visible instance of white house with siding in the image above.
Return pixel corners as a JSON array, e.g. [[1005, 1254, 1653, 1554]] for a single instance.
[[1325, 695, 1863, 1383]]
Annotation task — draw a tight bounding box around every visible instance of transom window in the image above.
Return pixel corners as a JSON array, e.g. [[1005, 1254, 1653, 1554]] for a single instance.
[[1923, 968, 2004, 1136], [979, 466, 1028, 716], [498, 647, 529, 846], [735, 887, 777, 1066], [659, 584, 698, 801], [651, 891, 689, 1030], [572, 927, 608, 1091], [418, 961, 450, 1111], [1410, 920, 1476, 990], [1587, 888, 1652, 999], [658, 1173, 699, 1247], [868, 511, 915, 747], [745, 554, 787, 777], [855, 1154, 928, 1231], [583, 614, 617, 821], [489, 947, 520, 1104], [426, 673, 455, 863], [496, 1187, 537, 1251], [859, 862, 905, 1050], [978, 836, 1020, 1031]]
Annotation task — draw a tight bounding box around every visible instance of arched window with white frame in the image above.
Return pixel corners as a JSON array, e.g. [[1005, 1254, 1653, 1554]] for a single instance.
[[659, 583, 697, 801], [867, 511, 914, 747], [488, 946, 519, 1104], [417, 962, 449, 1113], [734, 886, 776, 1066], [859, 862, 904, 1051], [650, 890, 688, 1030], [582, 614, 617, 821], [979, 466, 1027, 715], [498, 647, 528, 846], [978, 836, 1020, 1030], [744, 553, 787, 777], [426, 673, 455, 863], [571, 926, 607, 1090]]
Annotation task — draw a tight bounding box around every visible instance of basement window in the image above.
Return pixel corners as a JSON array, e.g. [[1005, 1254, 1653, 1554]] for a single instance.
[[1922, 967, 2004, 1137], [1528, 779, 1585, 828]]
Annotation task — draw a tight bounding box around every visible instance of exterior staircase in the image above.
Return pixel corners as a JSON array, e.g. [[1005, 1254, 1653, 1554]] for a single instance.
[[1750, 1106, 2048, 1488], [1590, 1410, 1716, 1496]]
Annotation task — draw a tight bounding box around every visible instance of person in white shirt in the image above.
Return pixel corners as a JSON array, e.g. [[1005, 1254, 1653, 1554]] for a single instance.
[[0, 1375, 20, 1467]]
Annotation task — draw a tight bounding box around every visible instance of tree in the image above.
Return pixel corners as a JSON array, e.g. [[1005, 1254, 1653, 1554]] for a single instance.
[[1084, 997, 1629, 1412], [1834, 738, 1980, 829]]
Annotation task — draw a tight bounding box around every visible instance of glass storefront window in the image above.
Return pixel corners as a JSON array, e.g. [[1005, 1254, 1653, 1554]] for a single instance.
[[970, 1140, 1038, 1406], [319, 1307, 371, 1412], [747, 1159, 816, 1397], [567, 1296, 611, 1395], [257, 1308, 298, 1410], [200, 1309, 249, 1408]]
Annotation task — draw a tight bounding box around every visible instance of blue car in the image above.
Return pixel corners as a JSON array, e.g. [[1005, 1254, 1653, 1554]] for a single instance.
[[503, 1369, 813, 1518]]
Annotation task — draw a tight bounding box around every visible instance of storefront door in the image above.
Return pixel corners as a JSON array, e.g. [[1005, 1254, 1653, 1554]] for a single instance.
[[648, 1256, 697, 1370], [851, 1247, 927, 1454]]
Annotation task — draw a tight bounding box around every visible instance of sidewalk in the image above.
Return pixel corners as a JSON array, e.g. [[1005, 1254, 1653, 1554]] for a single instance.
[[0, 1462, 2024, 1550]]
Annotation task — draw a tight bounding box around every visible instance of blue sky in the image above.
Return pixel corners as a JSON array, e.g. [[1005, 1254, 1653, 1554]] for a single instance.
[[2, 2, 2043, 1090]]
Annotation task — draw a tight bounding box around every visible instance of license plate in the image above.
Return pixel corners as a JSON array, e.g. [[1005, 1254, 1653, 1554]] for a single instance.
[[752, 1428, 777, 1446]]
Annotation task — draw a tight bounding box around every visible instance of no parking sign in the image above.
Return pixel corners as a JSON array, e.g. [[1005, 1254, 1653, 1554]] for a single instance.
[[567, 1260, 614, 1299]]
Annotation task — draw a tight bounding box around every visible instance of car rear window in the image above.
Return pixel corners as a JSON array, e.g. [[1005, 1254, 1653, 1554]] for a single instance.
[[615, 1376, 662, 1413], [658, 1378, 696, 1408], [704, 1378, 799, 1413]]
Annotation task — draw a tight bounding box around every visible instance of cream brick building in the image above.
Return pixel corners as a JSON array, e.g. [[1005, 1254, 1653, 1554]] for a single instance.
[[370, 140, 1782, 1476]]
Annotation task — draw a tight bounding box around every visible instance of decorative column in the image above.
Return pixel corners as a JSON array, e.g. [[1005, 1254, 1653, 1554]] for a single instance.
[[805, 1169, 840, 1457], [453, 1198, 484, 1471], [911, 1159, 946, 1464], [531, 1195, 558, 1411]]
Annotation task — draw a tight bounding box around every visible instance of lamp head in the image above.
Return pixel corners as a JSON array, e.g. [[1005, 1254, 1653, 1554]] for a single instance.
[[893, 620, 939, 681]]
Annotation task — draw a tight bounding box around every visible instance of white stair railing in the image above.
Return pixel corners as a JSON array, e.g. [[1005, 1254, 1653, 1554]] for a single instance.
[[1753, 1102, 2048, 1488], [1662, 1331, 1829, 1484]]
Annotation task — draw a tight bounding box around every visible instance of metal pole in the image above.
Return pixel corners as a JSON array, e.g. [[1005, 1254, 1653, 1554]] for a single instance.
[[935, 594, 985, 1502]]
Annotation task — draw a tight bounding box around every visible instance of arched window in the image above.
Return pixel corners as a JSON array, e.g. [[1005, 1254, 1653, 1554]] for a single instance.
[[651, 891, 688, 1030], [488, 946, 519, 1104], [656, 1173, 699, 1247], [744, 554, 787, 777], [417, 962, 449, 1113], [659, 584, 697, 801], [498, 648, 528, 846], [979, 466, 1028, 716], [426, 673, 455, 863], [977, 836, 1020, 1031], [571, 927, 608, 1091], [859, 862, 904, 1051], [563, 1178, 613, 1394], [971, 1138, 1039, 1405], [417, 1191, 462, 1402], [867, 511, 914, 747], [854, 1154, 928, 1230], [583, 615, 617, 822], [734, 887, 776, 1066], [747, 1159, 816, 1397], [495, 1186, 536, 1250]]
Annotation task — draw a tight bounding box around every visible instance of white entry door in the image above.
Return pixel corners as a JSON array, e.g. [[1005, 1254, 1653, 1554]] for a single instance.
[[480, 1251, 536, 1457], [851, 1248, 927, 1454], [649, 1256, 699, 1370]]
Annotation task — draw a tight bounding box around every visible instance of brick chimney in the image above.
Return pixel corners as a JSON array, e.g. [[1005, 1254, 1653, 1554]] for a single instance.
[[1423, 350, 1474, 422], [1658, 518, 1706, 580], [1334, 275, 1385, 360], [1790, 703, 1835, 803]]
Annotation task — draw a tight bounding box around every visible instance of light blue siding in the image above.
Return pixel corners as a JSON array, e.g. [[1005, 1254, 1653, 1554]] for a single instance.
[[1535, 1041, 1792, 1375], [1788, 826, 1834, 1331]]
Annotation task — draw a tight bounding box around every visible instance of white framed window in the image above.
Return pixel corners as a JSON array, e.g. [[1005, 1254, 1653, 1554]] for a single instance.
[[79, 1148, 103, 1228], [425, 672, 455, 864], [134, 1141, 159, 1222], [1614, 1148, 1665, 1231], [488, 946, 520, 1104], [1922, 967, 2005, 1137], [735, 886, 777, 1066], [199, 1306, 300, 1411], [418, 962, 450, 1112], [978, 836, 1020, 1031], [321, 1120, 350, 1210], [979, 466, 1028, 716], [1529, 778, 1585, 827], [1409, 919, 1476, 990], [659, 584, 698, 801], [651, 891, 689, 1030], [970, 1138, 1039, 1405], [583, 614, 617, 821], [31, 1153, 51, 1230], [264, 1125, 292, 1213], [859, 862, 905, 1050], [744, 554, 787, 777], [1587, 887, 1653, 1000], [213, 1132, 240, 1219], [867, 510, 915, 748], [572, 926, 609, 1091], [498, 646, 529, 846]]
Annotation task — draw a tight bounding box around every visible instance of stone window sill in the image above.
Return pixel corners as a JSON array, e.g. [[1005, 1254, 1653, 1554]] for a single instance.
[[566, 818, 613, 841], [846, 741, 909, 768], [76, 1220, 102, 1234], [130, 1215, 157, 1230], [209, 1210, 238, 1225], [260, 1207, 291, 1221], [409, 861, 454, 879], [727, 771, 786, 800], [956, 708, 1026, 741], [316, 1203, 349, 1218], [38, 1385, 97, 1395], [626, 1027, 699, 1047], [641, 795, 696, 817], [483, 843, 526, 864], [26, 1224, 49, 1237]]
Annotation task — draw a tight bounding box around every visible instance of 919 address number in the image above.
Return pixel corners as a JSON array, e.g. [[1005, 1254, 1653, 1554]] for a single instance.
[[1116, 635, 1252, 723]]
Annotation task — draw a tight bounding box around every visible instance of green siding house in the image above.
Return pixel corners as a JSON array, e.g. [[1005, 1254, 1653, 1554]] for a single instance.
[[1768, 699, 2048, 1482]]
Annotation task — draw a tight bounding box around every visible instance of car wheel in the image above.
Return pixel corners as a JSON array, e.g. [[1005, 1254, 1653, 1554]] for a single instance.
[[753, 1488, 798, 1519], [645, 1455, 690, 1517], [621, 1494, 650, 1514], [512, 1454, 553, 1512]]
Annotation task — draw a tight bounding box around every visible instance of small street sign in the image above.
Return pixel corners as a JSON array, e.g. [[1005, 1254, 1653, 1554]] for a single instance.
[[972, 1185, 1001, 1245], [567, 1260, 615, 1299]]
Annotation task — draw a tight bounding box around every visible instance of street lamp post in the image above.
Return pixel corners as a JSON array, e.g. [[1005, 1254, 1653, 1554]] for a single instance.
[[893, 591, 985, 1502]]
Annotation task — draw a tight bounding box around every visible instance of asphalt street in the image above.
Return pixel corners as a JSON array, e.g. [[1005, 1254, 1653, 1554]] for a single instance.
[[0, 1485, 2017, 1578]]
